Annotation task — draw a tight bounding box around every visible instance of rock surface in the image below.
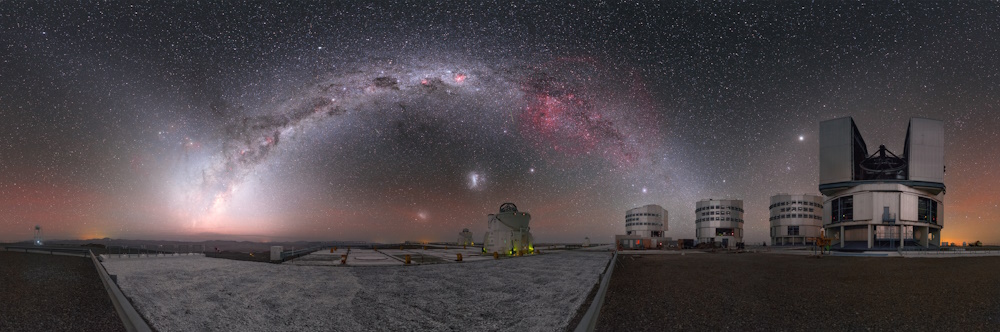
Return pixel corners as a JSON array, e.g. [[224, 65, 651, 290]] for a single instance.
[[0, 251, 126, 332], [597, 253, 1000, 331]]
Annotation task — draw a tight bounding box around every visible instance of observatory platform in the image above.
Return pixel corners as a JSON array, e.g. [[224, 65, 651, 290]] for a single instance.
[[100, 250, 610, 331]]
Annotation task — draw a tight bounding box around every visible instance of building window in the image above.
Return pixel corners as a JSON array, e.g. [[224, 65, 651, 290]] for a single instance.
[[831, 195, 854, 223], [918, 197, 938, 224], [788, 226, 799, 236], [716, 228, 734, 236]]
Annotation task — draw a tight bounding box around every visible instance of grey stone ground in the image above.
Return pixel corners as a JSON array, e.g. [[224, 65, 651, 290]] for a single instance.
[[0, 251, 125, 332], [597, 253, 1000, 331]]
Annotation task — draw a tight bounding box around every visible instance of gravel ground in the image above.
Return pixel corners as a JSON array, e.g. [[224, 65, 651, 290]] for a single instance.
[[348, 252, 607, 331], [0, 251, 126, 332], [103, 251, 610, 331], [596, 253, 1000, 331]]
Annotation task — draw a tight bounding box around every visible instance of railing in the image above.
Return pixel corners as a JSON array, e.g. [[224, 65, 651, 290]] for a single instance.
[[901, 250, 1000, 257], [89, 250, 153, 332], [574, 251, 618, 332], [106, 244, 206, 257], [3, 245, 93, 257], [829, 218, 942, 226], [278, 247, 321, 262]]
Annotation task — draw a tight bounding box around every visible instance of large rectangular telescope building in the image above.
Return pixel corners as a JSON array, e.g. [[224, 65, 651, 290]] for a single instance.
[[819, 117, 945, 249]]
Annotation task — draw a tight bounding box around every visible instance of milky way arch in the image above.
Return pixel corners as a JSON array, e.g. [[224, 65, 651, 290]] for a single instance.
[[182, 58, 664, 228]]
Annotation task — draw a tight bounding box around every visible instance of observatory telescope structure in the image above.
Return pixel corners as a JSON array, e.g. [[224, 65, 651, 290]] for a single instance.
[[769, 194, 824, 246], [457, 228, 473, 246], [695, 199, 744, 248], [615, 204, 670, 249], [482, 203, 534, 256], [819, 117, 945, 249], [33, 225, 43, 246]]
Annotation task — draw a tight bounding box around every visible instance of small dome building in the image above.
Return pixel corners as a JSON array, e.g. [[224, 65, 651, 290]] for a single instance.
[[457, 228, 473, 246], [482, 203, 534, 256]]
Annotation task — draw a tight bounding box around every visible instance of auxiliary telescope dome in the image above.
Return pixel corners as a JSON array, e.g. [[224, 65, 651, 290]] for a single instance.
[[499, 203, 519, 213], [496, 203, 530, 229], [483, 202, 534, 256]]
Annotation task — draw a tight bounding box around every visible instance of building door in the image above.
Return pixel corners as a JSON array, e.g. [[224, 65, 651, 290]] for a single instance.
[[722, 238, 729, 248]]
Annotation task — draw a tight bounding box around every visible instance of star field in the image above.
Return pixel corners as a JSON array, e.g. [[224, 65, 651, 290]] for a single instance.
[[1, 2, 999, 244]]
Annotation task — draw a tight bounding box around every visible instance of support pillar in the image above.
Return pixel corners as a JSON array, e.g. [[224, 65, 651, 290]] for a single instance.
[[867, 224, 873, 249], [840, 225, 845, 248], [921, 226, 929, 248], [899, 225, 904, 249]]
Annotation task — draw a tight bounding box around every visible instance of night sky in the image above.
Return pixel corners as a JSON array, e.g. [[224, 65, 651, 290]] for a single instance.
[[2, 2, 998, 244]]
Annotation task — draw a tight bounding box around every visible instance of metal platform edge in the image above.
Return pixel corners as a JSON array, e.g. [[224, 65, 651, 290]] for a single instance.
[[89, 250, 153, 332], [574, 251, 618, 332]]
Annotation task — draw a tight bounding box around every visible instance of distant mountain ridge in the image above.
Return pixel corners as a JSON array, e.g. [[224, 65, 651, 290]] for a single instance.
[[1, 239, 354, 253]]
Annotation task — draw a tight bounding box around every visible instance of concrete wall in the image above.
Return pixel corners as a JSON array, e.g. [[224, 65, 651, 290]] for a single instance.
[[900, 192, 919, 222], [872, 191, 900, 223], [852, 192, 871, 221]]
